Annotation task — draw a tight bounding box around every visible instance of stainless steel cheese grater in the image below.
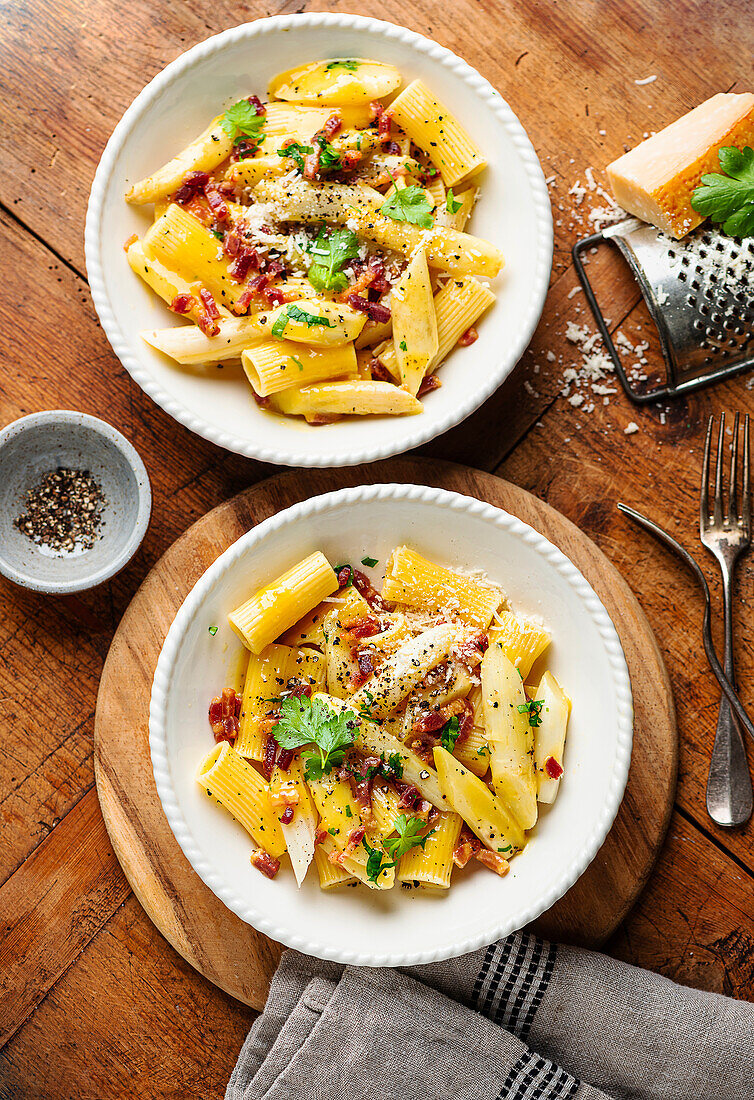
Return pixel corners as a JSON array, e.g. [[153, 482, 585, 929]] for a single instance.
[[573, 217, 754, 403]]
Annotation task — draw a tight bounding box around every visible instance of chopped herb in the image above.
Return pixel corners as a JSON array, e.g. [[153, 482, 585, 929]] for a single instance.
[[328, 827, 337, 836], [361, 555, 378, 567], [445, 188, 462, 214], [399, 340, 407, 351], [363, 815, 433, 882], [325, 59, 360, 72], [439, 715, 461, 751], [345, 805, 353, 817], [691, 145, 754, 237], [292, 356, 304, 371], [271, 303, 335, 339], [517, 699, 545, 727], [277, 142, 313, 174], [208, 625, 218, 636], [271, 695, 357, 780], [210, 229, 224, 240], [307, 226, 360, 292], [380, 184, 434, 229], [365, 752, 405, 782], [221, 99, 265, 145], [316, 136, 343, 173]]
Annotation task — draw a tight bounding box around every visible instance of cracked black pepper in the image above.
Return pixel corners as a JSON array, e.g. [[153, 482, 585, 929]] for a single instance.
[[14, 467, 107, 552]]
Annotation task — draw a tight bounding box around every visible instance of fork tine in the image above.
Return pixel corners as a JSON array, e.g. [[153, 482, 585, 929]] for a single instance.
[[700, 414, 714, 533], [728, 412, 740, 523], [743, 414, 751, 536], [713, 412, 725, 526]]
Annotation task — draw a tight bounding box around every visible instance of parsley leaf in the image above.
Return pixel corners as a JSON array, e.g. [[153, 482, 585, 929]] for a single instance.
[[517, 699, 545, 727], [363, 814, 432, 882], [271, 303, 336, 339], [316, 136, 342, 173], [277, 142, 313, 174], [325, 59, 360, 72], [399, 340, 407, 352], [221, 99, 265, 144], [364, 752, 404, 782], [439, 715, 461, 752], [361, 555, 378, 567], [446, 188, 462, 214], [691, 146, 754, 237], [380, 184, 434, 229], [307, 226, 360, 292], [271, 695, 358, 779], [208, 625, 218, 636]]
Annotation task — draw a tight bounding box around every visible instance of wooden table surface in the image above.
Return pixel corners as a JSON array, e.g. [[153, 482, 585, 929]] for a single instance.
[[1, 2, 753, 1097]]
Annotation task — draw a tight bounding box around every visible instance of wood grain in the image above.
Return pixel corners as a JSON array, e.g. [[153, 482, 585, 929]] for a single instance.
[[93, 459, 676, 1008]]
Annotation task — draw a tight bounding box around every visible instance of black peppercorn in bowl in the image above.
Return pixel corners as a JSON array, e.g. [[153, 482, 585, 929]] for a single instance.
[[0, 411, 151, 593]]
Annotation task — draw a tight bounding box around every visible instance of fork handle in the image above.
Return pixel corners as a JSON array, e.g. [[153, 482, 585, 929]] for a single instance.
[[706, 562, 753, 827]]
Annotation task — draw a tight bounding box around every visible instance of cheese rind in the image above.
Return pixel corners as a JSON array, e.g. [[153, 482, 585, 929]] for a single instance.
[[606, 93, 754, 238]]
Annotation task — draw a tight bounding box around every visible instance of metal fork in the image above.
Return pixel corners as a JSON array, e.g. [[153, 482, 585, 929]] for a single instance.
[[700, 413, 753, 827]]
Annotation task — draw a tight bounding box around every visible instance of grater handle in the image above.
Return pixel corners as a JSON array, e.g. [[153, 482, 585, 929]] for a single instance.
[[571, 234, 672, 405]]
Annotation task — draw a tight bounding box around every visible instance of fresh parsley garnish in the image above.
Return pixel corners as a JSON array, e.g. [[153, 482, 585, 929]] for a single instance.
[[445, 188, 462, 214], [316, 136, 342, 173], [271, 304, 336, 339], [361, 555, 378, 567], [270, 695, 357, 781], [439, 715, 461, 752], [325, 59, 360, 72], [208, 625, 218, 636], [380, 184, 434, 229], [292, 356, 304, 371], [210, 229, 224, 240], [517, 699, 544, 727], [364, 752, 404, 782], [221, 99, 265, 145], [399, 340, 407, 352], [277, 142, 313, 174], [691, 146, 754, 237], [363, 814, 432, 882], [307, 226, 360, 292]]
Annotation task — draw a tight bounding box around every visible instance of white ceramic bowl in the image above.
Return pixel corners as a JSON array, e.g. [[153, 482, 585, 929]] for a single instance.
[[86, 14, 552, 468], [0, 411, 151, 594], [150, 485, 632, 966]]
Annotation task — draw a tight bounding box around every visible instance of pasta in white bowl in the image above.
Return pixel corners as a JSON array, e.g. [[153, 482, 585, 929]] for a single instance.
[[86, 14, 552, 467], [149, 485, 633, 965]]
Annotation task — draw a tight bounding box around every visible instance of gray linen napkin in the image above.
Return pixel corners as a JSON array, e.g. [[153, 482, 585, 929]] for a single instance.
[[227, 932, 754, 1100]]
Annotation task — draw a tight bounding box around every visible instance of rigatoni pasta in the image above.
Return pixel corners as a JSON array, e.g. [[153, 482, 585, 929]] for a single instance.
[[199, 545, 570, 893], [125, 57, 502, 425]]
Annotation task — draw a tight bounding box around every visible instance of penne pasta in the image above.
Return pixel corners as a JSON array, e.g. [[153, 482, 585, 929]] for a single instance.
[[323, 588, 371, 698], [397, 810, 462, 887], [242, 340, 358, 397], [197, 742, 286, 857], [314, 837, 357, 888], [453, 726, 490, 777], [433, 746, 525, 856], [489, 609, 551, 680], [242, 643, 326, 715], [269, 59, 402, 107], [235, 714, 274, 762], [382, 546, 503, 629], [270, 755, 318, 885], [228, 552, 339, 654], [141, 316, 262, 365], [388, 79, 487, 186], [391, 247, 438, 395], [126, 239, 232, 327], [271, 380, 422, 419], [481, 642, 538, 830], [533, 671, 571, 804], [126, 116, 233, 204], [348, 624, 462, 720], [252, 299, 367, 346]]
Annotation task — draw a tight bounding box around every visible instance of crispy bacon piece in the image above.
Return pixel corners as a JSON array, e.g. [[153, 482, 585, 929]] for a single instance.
[[456, 632, 489, 669], [384, 140, 401, 155], [344, 258, 390, 299], [342, 567, 387, 611], [265, 285, 285, 306], [262, 733, 279, 781], [396, 783, 422, 810], [345, 614, 382, 644], [405, 731, 437, 766], [343, 824, 366, 856], [303, 146, 321, 180], [321, 112, 342, 139], [204, 182, 230, 223], [475, 849, 510, 876], [411, 697, 473, 747], [347, 294, 391, 323], [340, 150, 363, 172], [250, 847, 280, 879], [208, 687, 242, 744], [248, 94, 266, 117], [315, 828, 329, 847], [169, 292, 195, 316], [350, 648, 376, 690], [369, 101, 393, 146], [458, 325, 479, 347], [413, 710, 447, 735], [173, 170, 210, 204], [453, 828, 482, 868], [281, 805, 295, 825], [251, 389, 270, 409], [370, 357, 393, 383], [308, 413, 342, 425], [545, 756, 563, 779], [417, 374, 442, 397], [195, 286, 221, 336]]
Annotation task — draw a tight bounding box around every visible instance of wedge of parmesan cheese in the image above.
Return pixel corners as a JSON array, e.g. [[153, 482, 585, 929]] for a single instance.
[[606, 92, 754, 238]]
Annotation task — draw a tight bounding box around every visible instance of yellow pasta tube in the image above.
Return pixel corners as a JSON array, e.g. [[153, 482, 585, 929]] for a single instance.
[[225, 156, 289, 189], [197, 743, 286, 857], [481, 643, 538, 830], [391, 248, 438, 395], [141, 316, 262, 365], [424, 174, 446, 210], [228, 552, 339, 654], [270, 755, 319, 886], [375, 276, 495, 379], [397, 810, 462, 887], [307, 772, 394, 889], [235, 715, 273, 762], [489, 609, 551, 681], [314, 838, 356, 889], [126, 115, 233, 204], [533, 671, 571, 804], [271, 380, 422, 419], [323, 588, 371, 698], [370, 784, 404, 837], [453, 726, 490, 777], [382, 546, 503, 629], [354, 317, 393, 350], [252, 299, 367, 346], [242, 341, 357, 397], [242, 643, 326, 715], [279, 598, 333, 649], [143, 205, 250, 312], [436, 187, 478, 231], [253, 179, 504, 277], [269, 60, 401, 107], [433, 746, 525, 856], [389, 80, 487, 186], [126, 239, 231, 326], [348, 624, 461, 720]]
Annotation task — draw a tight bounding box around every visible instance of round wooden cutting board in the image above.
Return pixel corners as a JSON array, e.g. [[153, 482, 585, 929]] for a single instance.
[[94, 458, 677, 1011]]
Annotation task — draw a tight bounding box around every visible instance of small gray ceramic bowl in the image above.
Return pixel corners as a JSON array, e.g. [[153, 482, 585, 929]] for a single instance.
[[0, 411, 151, 594]]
